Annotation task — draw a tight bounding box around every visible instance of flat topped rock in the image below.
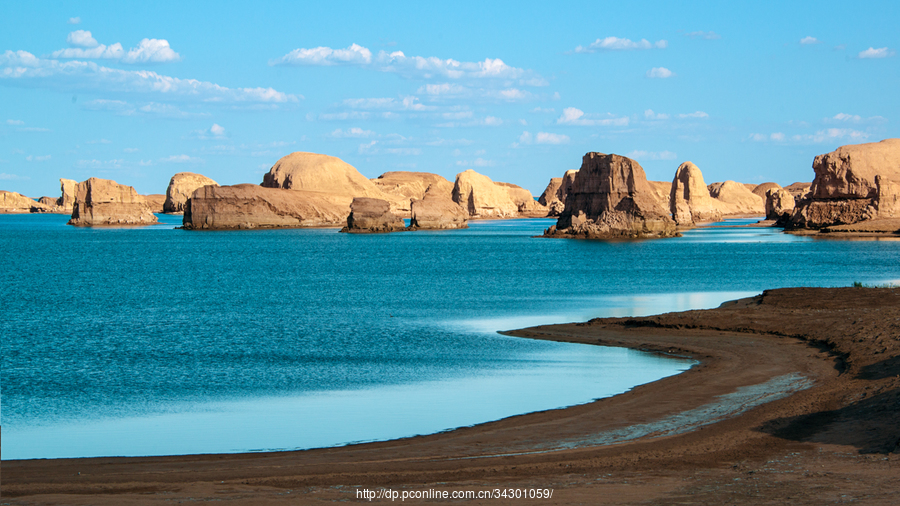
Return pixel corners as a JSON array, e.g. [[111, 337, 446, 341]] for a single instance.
[[67, 177, 158, 226], [811, 138, 900, 199], [546, 152, 676, 239], [341, 197, 405, 233], [0, 191, 51, 213], [409, 188, 468, 230], [183, 184, 347, 230]]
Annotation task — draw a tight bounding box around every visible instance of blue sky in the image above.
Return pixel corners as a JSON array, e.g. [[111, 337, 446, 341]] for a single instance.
[[2, 1, 898, 198]]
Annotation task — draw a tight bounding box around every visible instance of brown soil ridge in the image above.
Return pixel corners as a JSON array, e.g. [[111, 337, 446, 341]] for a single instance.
[[3, 287, 899, 505]]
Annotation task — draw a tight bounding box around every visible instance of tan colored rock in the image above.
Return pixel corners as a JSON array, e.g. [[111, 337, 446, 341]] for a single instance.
[[765, 188, 796, 221], [451, 170, 519, 218], [648, 181, 672, 210], [58, 178, 77, 211], [539, 170, 577, 217], [142, 194, 166, 213], [789, 199, 874, 229], [371, 172, 454, 216], [784, 182, 812, 199], [409, 188, 469, 230], [263, 151, 391, 199], [752, 182, 782, 199], [164, 172, 219, 213], [545, 152, 676, 239], [68, 178, 158, 226], [708, 181, 766, 215], [670, 162, 723, 225], [810, 138, 900, 199], [183, 184, 348, 230], [495, 181, 547, 216], [341, 197, 405, 233], [874, 175, 900, 218], [38, 196, 57, 207], [0, 191, 50, 213]]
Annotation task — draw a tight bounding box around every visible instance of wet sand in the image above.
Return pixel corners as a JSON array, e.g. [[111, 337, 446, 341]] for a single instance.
[[3, 287, 899, 504]]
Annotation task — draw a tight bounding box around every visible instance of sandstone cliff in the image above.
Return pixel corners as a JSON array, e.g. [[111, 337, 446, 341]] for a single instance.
[[58, 178, 77, 211], [752, 182, 781, 200], [544, 152, 677, 239], [539, 170, 577, 216], [409, 187, 469, 230], [708, 180, 765, 215], [142, 194, 166, 214], [341, 197, 406, 233], [765, 188, 795, 222], [451, 170, 520, 218], [648, 181, 672, 210], [495, 181, 547, 216], [68, 178, 158, 226], [790, 139, 900, 229], [183, 184, 347, 230], [669, 162, 723, 225], [371, 172, 454, 216], [164, 172, 219, 213], [784, 182, 812, 200], [0, 191, 51, 213]]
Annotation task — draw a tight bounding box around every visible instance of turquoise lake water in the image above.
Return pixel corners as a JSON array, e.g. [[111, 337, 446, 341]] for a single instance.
[[2, 214, 899, 459]]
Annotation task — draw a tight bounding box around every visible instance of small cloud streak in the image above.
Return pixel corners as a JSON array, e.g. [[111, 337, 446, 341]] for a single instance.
[[800, 36, 820, 45], [556, 107, 629, 126], [858, 47, 894, 59], [626, 150, 677, 161], [574, 36, 667, 53], [685, 31, 721, 40], [646, 67, 674, 79]]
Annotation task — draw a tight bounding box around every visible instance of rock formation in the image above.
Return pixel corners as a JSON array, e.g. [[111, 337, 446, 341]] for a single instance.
[[495, 182, 547, 216], [371, 172, 454, 216], [783, 182, 812, 200], [0, 191, 50, 213], [58, 178, 77, 211], [708, 180, 765, 215], [409, 188, 469, 230], [164, 172, 218, 213], [809, 138, 900, 199], [341, 197, 405, 233], [543, 152, 677, 239], [38, 196, 57, 207], [183, 184, 347, 230], [451, 170, 520, 218], [539, 170, 577, 216], [142, 194, 166, 214], [68, 178, 158, 226], [765, 188, 795, 222], [647, 181, 672, 210], [752, 182, 781, 200], [790, 139, 900, 229], [669, 162, 723, 225]]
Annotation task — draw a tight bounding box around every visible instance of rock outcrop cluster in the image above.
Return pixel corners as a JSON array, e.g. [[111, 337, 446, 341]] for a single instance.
[[765, 188, 796, 222], [183, 184, 347, 230], [538, 170, 577, 216], [341, 197, 406, 233], [164, 172, 218, 213], [0, 191, 50, 213], [451, 169, 546, 218], [708, 180, 765, 215], [371, 172, 454, 216], [544, 152, 677, 239], [789, 139, 900, 229], [68, 178, 158, 226]]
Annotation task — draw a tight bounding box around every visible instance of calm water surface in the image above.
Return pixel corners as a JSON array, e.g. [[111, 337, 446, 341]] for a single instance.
[[2, 214, 898, 459]]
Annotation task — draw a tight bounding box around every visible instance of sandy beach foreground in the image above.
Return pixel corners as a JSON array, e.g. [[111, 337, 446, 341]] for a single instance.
[[3, 287, 899, 505]]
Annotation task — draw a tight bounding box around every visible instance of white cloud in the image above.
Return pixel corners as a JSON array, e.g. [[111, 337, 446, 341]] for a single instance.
[[209, 123, 225, 136], [273, 44, 545, 85], [51, 43, 125, 60], [26, 154, 52, 161], [436, 115, 504, 128], [329, 127, 376, 138], [442, 111, 473, 120], [518, 131, 533, 144], [792, 128, 869, 143], [0, 173, 29, 180], [68, 17, 81, 25], [749, 133, 786, 142], [685, 31, 721, 40], [858, 47, 894, 59], [160, 154, 204, 163], [1, 51, 299, 103], [770, 132, 785, 141], [483, 116, 503, 126], [418, 83, 469, 96], [535, 132, 569, 144], [531, 107, 555, 113], [273, 43, 373, 66], [800, 36, 820, 45], [646, 67, 674, 79], [827, 113, 887, 124], [123, 147, 139, 153], [6, 119, 25, 125], [626, 150, 677, 160], [575, 36, 667, 53], [556, 107, 629, 126], [17, 126, 51, 132], [358, 140, 378, 154], [67, 30, 98, 48], [76, 158, 124, 168], [456, 158, 495, 167], [343, 96, 432, 111], [832, 113, 862, 122], [121, 39, 181, 64], [644, 109, 669, 120], [678, 111, 709, 119]]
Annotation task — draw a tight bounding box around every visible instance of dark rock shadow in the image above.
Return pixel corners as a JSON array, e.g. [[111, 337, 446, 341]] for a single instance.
[[856, 355, 900, 380], [758, 388, 900, 454]]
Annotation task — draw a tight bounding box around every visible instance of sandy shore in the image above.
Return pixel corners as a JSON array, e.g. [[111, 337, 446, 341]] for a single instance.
[[3, 287, 899, 504]]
